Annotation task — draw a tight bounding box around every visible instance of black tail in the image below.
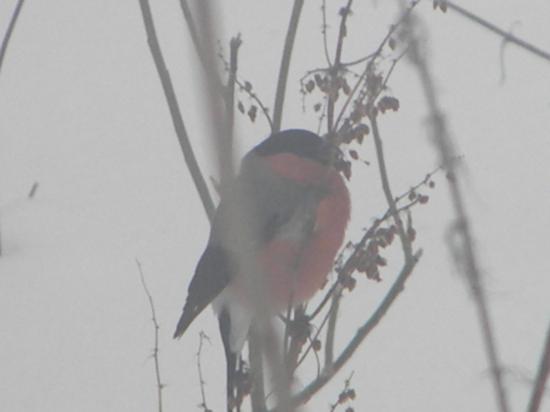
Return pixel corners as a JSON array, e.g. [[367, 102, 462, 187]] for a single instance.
[[174, 246, 232, 339], [173, 299, 203, 339]]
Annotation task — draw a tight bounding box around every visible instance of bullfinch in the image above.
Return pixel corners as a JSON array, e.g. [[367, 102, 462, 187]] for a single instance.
[[174, 129, 350, 408]]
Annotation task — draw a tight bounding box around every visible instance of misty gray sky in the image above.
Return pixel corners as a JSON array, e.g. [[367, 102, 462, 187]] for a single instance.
[[1, 1, 549, 411]]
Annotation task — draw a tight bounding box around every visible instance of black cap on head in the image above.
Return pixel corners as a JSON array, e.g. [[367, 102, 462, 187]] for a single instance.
[[253, 129, 341, 166]]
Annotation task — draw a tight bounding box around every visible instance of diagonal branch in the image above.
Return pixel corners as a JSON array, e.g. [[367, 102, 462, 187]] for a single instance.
[[137, 0, 215, 222], [527, 322, 550, 412], [282, 251, 421, 410], [272, 0, 305, 132], [445, 1, 550, 64], [0, 0, 25, 76], [405, 9, 510, 412]]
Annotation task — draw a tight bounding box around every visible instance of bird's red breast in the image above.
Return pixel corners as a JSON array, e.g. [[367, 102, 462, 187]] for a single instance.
[[255, 153, 350, 307]]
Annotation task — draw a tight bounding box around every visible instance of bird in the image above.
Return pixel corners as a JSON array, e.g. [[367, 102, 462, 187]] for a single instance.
[[174, 129, 350, 410]]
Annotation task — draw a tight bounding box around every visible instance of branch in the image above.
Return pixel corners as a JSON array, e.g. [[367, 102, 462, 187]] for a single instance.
[[369, 113, 412, 260], [196, 332, 213, 412], [0, 0, 25, 76], [527, 322, 550, 412], [333, 0, 419, 132], [321, 0, 333, 66], [235, 77, 274, 132], [136, 259, 164, 412], [227, 35, 242, 158], [327, 0, 353, 134], [405, 9, 510, 412], [178, 0, 225, 95], [284, 251, 421, 409], [272, 0, 305, 132], [137, 0, 215, 222], [248, 329, 267, 412], [445, 1, 550, 64]]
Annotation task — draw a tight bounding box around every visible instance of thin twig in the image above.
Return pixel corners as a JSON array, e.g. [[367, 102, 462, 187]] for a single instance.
[[333, 1, 419, 132], [27, 182, 39, 199], [235, 78, 274, 132], [136, 259, 164, 412], [178, 0, 225, 95], [277, 251, 421, 410], [196, 332, 213, 412], [193, 1, 234, 186], [527, 322, 550, 412], [272, 0, 305, 132], [445, 1, 550, 64], [0, 0, 25, 76], [227, 35, 242, 158], [137, 0, 215, 222], [327, 0, 353, 134], [369, 113, 412, 259], [324, 287, 342, 368], [329, 371, 355, 412], [405, 9, 510, 412], [321, 0, 333, 66], [248, 329, 267, 412]]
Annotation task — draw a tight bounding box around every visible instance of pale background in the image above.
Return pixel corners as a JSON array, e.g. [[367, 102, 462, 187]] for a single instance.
[[0, 1, 549, 411]]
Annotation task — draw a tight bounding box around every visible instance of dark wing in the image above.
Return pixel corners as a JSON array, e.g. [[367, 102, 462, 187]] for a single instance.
[[173, 245, 235, 338], [174, 153, 321, 339]]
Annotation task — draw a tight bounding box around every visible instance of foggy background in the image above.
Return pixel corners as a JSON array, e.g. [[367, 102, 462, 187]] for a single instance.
[[0, 1, 549, 411]]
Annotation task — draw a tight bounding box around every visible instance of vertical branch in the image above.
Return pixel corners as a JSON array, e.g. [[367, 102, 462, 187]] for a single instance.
[[272, 0, 305, 132], [190, 4, 293, 412], [136, 259, 164, 412], [227, 35, 242, 157], [369, 114, 412, 259], [178, 0, 226, 98], [197, 332, 213, 412], [321, 0, 333, 66], [327, 0, 352, 134], [527, 322, 550, 412], [248, 329, 267, 412], [137, 0, 215, 222], [405, 10, 510, 412], [193, 1, 234, 186], [322, 0, 353, 366], [323, 287, 342, 368], [0, 0, 25, 76]]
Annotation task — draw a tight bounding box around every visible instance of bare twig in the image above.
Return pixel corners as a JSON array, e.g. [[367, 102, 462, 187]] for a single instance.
[[178, 0, 225, 95], [327, 0, 353, 133], [278, 250, 421, 410], [527, 322, 550, 412], [369, 113, 412, 259], [0, 0, 25, 76], [272, 0, 305, 132], [137, 0, 215, 222], [323, 286, 342, 367], [445, 1, 550, 64], [333, 1, 419, 132], [405, 9, 510, 412], [197, 332, 213, 412], [321, 0, 333, 66], [227, 35, 242, 156], [136, 259, 164, 412], [27, 182, 39, 199], [193, 2, 234, 186], [248, 329, 267, 412], [329, 372, 355, 411], [235, 78, 274, 132]]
